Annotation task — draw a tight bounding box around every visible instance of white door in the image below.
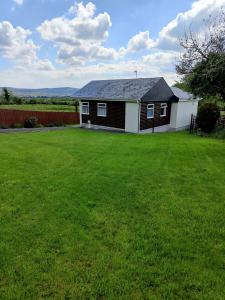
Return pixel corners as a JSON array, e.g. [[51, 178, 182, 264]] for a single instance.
[[125, 102, 140, 133]]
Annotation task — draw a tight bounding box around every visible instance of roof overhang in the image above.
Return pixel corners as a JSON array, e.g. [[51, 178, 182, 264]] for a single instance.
[[76, 97, 138, 102], [178, 96, 202, 102]]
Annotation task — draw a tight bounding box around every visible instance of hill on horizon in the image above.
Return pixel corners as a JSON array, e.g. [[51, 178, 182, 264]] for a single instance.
[[0, 87, 79, 98]]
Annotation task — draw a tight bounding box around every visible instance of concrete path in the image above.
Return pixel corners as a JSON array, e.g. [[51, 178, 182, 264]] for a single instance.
[[0, 125, 79, 134]]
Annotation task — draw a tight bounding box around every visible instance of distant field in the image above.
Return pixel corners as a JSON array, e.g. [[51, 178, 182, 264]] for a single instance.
[[0, 130, 225, 299], [0, 104, 76, 112]]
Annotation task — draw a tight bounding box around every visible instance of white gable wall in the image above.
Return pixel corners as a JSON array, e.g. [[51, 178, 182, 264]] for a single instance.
[[170, 99, 199, 130], [125, 102, 140, 133]]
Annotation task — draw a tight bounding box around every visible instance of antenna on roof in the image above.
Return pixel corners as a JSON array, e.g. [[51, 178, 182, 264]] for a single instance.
[[134, 70, 138, 78]]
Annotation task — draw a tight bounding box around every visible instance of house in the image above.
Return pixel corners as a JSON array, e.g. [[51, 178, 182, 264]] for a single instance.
[[75, 77, 200, 133]]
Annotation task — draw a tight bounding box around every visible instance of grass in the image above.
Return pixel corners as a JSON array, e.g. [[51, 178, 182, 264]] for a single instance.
[[0, 104, 76, 112], [0, 129, 225, 299]]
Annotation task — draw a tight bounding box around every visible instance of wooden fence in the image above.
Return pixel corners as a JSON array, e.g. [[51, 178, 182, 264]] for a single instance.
[[0, 109, 80, 126]]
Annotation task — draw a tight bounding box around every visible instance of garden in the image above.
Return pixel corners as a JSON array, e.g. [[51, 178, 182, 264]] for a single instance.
[[0, 129, 225, 299]]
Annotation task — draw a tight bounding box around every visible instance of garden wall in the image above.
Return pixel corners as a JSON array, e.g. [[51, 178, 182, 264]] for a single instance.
[[0, 109, 80, 126]]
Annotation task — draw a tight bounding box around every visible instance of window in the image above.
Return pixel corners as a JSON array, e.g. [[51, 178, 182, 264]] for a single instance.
[[97, 103, 107, 117], [147, 104, 154, 119], [160, 103, 167, 117], [82, 102, 89, 115]]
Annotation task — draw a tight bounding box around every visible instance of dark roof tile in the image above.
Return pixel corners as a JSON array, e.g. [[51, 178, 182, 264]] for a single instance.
[[75, 77, 163, 100]]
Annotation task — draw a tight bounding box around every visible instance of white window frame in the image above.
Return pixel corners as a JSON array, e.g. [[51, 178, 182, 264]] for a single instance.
[[160, 103, 167, 117], [82, 102, 89, 115], [97, 103, 107, 117], [147, 104, 154, 119]]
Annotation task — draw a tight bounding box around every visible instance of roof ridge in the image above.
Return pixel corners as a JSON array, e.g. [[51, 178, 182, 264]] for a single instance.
[[89, 77, 163, 83]]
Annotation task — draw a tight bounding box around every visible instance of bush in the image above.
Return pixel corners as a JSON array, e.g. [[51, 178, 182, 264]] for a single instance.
[[10, 123, 23, 129], [24, 116, 38, 128], [0, 124, 9, 129], [196, 103, 220, 133], [14, 97, 23, 105], [210, 128, 225, 139], [27, 99, 37, 105], [44, 122, 65, 127]]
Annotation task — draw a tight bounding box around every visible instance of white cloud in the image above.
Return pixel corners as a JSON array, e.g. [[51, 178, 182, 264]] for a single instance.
[[142, 51, 178, 68], [0, 21, 36, 64], [13, 0, 24, 5], [0, 21, 54, 71], [0, 53, 179, 89], [37, 1, 114, 65], [2, 0, 225, 88], [127, 31, 155, 52], [157, 0, 225, 50], [57, 44, 117, 65]]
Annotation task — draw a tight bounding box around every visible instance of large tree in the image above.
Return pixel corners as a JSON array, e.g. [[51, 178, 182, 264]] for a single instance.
[[176, 8, 225, 102], [187, 53, 225, 101], [176, 9, 225, 75]]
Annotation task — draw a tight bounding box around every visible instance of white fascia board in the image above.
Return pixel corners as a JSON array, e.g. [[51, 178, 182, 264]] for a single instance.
[[77, 98, 138, 103]]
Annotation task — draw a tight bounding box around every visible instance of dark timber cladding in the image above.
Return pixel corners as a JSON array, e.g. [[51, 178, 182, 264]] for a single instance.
[[81, 101, 125, 129], [140, 102, 171, 130]]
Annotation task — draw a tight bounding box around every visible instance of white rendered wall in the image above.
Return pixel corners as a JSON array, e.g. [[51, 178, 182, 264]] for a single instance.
[[125, 102, 140, 133], [170, 100, 199, 130]]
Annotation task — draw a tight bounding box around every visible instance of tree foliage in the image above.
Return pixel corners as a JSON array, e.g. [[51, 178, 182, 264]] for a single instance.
[[2, 88, 11, 104], [188, 53, 225, 101], [176, 8, 225, 102]]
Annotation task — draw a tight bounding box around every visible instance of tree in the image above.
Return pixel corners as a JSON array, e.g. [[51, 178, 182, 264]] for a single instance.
[[196, 103, 220, 133], [173, 79, 191, 93], [176, 8, 225, 102], [2, 88, 11, 104], [176, 8, 225, 75], [187, 53, 225, 101]]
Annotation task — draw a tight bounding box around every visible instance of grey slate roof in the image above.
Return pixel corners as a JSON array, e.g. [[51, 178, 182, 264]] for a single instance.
[[75, 77, 166, 101], [171, 87, 194, 100]]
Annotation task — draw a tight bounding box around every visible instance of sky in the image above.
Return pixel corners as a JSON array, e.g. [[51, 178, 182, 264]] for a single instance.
[[0, 0, 224, 88]]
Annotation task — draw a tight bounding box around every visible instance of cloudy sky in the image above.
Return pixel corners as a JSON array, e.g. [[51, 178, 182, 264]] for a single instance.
[[0, 0, 224, 88]]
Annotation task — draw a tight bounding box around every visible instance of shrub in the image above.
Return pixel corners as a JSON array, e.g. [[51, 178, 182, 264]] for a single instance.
[[44, 122, 64, 127], [10, 123, 23, 129], [196, 103, 220, 133], [27, 99, 37, 105], [14, 97, 23, 105], [0, 124, 9, 129], [53, 121, 65, 127], [210, 128, 225, 139], [24, 116, 38, 128]]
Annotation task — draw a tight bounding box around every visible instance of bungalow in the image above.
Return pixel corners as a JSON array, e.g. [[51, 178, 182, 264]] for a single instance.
[[75, 77, 200, 133]]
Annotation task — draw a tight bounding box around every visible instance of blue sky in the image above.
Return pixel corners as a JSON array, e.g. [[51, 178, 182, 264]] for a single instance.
[[0, 0, 223, 88]]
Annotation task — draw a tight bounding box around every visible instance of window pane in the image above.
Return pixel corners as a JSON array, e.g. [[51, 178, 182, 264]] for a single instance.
[[98, 104, 107, 116], [99, 108, 105, 115], [160, 104, 167, 116], [82, 103, 89, 114], [147, 109, 153, 118], [147, 105, 154, 119]]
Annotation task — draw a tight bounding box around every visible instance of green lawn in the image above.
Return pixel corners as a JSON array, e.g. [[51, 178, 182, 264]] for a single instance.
[[0, 129, 225, 299], [0, 104, 76, 112]]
